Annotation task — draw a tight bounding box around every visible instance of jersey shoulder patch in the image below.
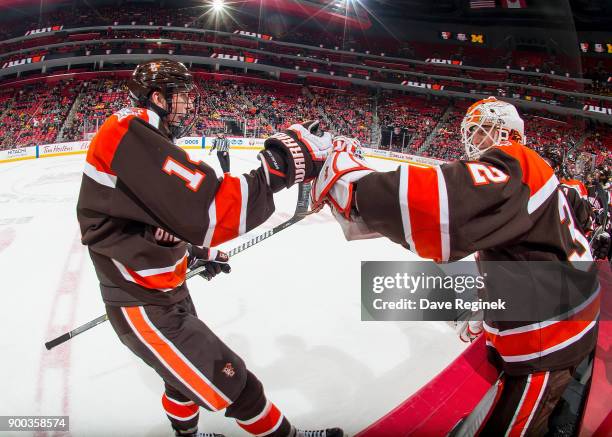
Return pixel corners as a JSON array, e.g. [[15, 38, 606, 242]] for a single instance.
[[112, 107, 160, 129]]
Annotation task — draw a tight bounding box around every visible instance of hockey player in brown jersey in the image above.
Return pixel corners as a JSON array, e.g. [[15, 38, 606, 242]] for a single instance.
[[312, 97, 599, 436], [76, 59, 344, 437]]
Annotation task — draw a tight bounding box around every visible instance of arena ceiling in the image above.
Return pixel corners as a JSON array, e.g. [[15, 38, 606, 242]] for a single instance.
[[0, 0, 610, 31]]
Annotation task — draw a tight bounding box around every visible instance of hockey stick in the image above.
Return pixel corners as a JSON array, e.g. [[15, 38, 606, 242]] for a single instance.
[[45, 183, 312, 350]]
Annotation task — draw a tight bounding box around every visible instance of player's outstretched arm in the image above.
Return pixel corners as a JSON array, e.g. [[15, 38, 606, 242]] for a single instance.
[[99, 115, 330, 248], [313, 144, 562, 262]]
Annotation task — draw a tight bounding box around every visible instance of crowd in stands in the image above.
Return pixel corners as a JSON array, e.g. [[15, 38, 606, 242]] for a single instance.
[[378, 95, 446, 153], [61, 80, 130, 141], [0, 75, 610, 176], [0, 80, 78, 149], [420, 106, 466, 161]]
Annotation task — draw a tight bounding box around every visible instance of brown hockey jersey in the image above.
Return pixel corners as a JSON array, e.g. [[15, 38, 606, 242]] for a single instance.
[[77, 107, 275, 305], [561, 178, 588, 199], [355, 140, 599, 375], [561, 183, 594, 234]]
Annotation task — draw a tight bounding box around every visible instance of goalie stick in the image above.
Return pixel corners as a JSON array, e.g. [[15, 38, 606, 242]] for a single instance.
[[45, 183, 312, 350]]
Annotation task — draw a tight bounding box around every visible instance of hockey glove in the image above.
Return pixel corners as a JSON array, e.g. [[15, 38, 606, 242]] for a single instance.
[[331, 135, 365, 160], [456, 320, 484, 343], [187, 244, 231, 281], [311, 148, 381, 241], [259, 120, 332, 192]]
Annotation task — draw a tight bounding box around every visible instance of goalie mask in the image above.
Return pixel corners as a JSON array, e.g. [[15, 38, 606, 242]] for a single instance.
[[128, 59, 200, 139], [332, 135, 365, 160], [460, 97, 525, 160]]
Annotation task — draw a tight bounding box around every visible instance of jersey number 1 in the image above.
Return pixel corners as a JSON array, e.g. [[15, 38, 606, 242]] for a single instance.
[[163, 157, 205, 192]]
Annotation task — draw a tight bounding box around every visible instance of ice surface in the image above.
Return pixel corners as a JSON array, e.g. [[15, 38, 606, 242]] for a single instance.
[[0, 150, 466, 436]]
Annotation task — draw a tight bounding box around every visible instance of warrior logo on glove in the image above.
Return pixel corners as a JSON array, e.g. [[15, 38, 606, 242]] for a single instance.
[[259, 120, 333, 192]]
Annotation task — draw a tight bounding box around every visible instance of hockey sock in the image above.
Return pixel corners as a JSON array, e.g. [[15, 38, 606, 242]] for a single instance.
[[225, 370, 291, 437], [162, 385, 200, 434]]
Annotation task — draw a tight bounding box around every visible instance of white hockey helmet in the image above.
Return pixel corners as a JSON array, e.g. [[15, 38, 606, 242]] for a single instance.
[[332, 135, 365, 160], [460, 97, 525, 159]]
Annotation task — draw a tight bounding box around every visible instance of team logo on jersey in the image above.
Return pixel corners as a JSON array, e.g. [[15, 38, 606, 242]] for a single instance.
[[115, 108, 144, 122], [222, 362, 236, 378]]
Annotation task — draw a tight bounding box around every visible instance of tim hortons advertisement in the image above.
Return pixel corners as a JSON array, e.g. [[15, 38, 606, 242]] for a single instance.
[[39, 141, 90, 157]]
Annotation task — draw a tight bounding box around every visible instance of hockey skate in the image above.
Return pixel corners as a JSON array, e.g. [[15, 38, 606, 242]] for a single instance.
[[290, 426, 345, 437]]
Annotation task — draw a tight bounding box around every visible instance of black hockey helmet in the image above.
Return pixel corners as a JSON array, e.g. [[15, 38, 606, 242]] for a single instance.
[[128, 59, 200, 139]]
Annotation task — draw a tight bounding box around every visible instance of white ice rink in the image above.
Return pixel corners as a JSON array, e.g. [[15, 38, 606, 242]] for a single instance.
[[0, 149, 467, 437]]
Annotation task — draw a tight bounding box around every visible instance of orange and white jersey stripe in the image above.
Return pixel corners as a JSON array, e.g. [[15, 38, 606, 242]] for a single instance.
[[398, 164, 450, 262], [203, 173, 249, 247], [83, 108, 160, 188], [112, 252, 188, 292], [162, 393, 199, 421], [484, 287, 600, 363], [354, 139, 599, 373], [122, 306, 232, 411], [504, 372, 549, 437], [77, 105, 276, 305], [494, 140, 559, 214], [236, 400, 285, 436]]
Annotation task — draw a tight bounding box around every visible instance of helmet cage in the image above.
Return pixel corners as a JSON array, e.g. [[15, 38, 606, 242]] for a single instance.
[[461, 97, 525, 160], [163, 85, 200, 139]]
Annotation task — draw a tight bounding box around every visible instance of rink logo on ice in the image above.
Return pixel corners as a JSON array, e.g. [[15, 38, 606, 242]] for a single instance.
[[2, 56, 45, 69]]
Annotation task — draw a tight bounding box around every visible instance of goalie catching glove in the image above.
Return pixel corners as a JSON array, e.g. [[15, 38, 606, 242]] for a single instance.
[[311, 137, 381, 240], [187, 244, 231, 281], [258, 120, 332, 192]]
